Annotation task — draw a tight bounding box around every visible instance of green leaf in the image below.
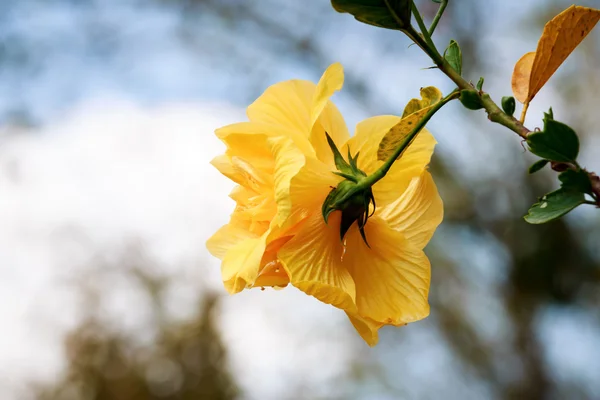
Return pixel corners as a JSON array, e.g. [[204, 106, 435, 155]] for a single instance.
[[524, 189, 585, 224], [526, 109, 579, 162], [529, 159, 549, 174], [476, 77, 484, 91], [501, 96, 516, 116], [378, 86, 443, 161], [402, 86, 443, 117], [331, 0, 412, 30], [443, 40, 462, 76], [559, 169, 593, 194]]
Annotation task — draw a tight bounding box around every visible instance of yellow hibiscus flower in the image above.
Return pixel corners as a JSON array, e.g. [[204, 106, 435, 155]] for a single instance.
[[207, 63, 443, 345]]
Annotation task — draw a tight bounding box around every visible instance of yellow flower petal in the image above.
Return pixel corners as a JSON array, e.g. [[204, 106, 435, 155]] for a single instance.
[[374, 130, 435, 205], [228, 185, 249, 205], [346, 116, 436, 206], [206, 223, 257, 260], [247, 80, 314, 134], [289, 156, 340, 211], [310, 63, 345, 128], [345, 216, 431, 325], [278, 212, 357, 312], [377, 171, 443, 249], [220, 234, 267, 294], [310, 111, 350, 167], [267, 135, 306, 227], [216, 122, 314, 159], [346, 313, 383, 347], [255, 235, 293, 288], [267, 153, 340, 240], [245, 64, 349, 165], [273, 154, 340, 241], [254, 260, 290, 288], [216, 124, 273, 158], [230, 156, 274, 190], [210, 154, 242, 184], [346, 115, 399, 169], [308, 63, 350, 165]]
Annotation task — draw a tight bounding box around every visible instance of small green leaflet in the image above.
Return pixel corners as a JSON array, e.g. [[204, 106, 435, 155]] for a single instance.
[[528, 159, 549, 174], [559, 169, 593, 194], [526, 109, 579, 162], [524, 189, 585, 224], [444, 40, 462, 76]]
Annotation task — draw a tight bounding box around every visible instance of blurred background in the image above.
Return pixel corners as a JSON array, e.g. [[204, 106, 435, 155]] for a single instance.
[[1, 0, 599, 399]]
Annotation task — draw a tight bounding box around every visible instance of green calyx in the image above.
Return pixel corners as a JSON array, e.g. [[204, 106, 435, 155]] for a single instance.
[[322, 132, 376, 246]]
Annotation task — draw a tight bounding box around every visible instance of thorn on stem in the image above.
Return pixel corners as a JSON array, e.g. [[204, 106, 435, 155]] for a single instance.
[[520, 139, 527, 152]]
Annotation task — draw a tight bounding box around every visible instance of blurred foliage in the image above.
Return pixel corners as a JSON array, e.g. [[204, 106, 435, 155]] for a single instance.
[[29, 252, 238, 400]]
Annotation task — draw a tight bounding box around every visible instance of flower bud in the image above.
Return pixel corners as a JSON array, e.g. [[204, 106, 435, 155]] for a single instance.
[[459, 89, 484, 110], [501, 96, 516, 116], [323, 132, 376, 245], [322, 179, 375, 246]]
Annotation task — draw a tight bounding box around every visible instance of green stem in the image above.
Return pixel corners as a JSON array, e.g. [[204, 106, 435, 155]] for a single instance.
[[404, 25, 530, 140], [429, 0, 448, 36], [360, 90, 460, 189], [411, 2, 437, 52]]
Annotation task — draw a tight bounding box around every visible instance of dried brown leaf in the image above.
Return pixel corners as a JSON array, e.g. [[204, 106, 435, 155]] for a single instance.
[[511, 5, 600, 104]]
